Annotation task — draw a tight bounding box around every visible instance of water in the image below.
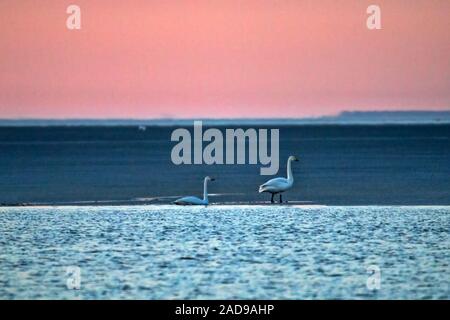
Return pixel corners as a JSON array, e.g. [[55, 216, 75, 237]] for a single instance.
[[1, 125, 449, 206], [0, 205, 449, 299]]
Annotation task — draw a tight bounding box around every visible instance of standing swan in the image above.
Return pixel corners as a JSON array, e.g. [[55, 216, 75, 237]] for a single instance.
[[174, 176, 215, 205], [259, 156, 299, 203]]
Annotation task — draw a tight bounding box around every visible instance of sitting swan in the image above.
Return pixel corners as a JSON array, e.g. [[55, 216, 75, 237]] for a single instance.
[[174, 176, 215, 206], [259, 156, 299, 203]]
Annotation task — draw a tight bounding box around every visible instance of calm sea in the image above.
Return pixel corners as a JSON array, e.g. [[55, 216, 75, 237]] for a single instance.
[[0, 205, 448, 299], [0, 124, 449, 205]]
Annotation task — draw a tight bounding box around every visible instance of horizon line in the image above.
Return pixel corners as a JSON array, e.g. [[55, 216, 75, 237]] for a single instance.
[[1, 110, 449, 121]]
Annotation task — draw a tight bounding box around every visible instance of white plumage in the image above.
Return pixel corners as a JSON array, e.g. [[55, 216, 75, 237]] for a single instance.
[[259, 155, 299, 203], [174, 176, 215, 206]]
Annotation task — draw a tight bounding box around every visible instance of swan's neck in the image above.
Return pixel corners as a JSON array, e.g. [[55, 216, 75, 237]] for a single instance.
[[287, 159, 294, 182], [203, 179, 209, 201]]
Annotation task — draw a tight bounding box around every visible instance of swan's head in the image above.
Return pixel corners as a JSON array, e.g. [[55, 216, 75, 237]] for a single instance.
[[205, 176, 215, 182], [289, 155, 299, 162]]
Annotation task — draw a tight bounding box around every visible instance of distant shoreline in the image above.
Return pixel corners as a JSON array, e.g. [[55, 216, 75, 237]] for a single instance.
[[1, 111, 449, 126]]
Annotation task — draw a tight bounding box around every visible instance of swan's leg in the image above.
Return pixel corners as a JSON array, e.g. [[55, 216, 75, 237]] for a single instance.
[[270, 193, 274, 204], [279, 194, 282, 203]]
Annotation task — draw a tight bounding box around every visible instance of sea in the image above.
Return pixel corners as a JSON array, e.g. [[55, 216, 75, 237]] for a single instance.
[[0, 122, 449, 299], [0, 123, 449, 205], [0, 205, 448, 299]]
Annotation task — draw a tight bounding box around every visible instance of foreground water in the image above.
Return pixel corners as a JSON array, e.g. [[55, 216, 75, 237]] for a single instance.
[[0, 205, 449, 299]]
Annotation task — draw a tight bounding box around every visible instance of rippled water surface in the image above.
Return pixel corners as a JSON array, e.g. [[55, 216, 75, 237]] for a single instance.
[[0, 205, 449, 299]]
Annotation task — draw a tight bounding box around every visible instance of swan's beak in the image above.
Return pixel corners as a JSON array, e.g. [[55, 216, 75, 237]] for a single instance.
[[210, 178, 216, 181], [294, 157, 299, 162]]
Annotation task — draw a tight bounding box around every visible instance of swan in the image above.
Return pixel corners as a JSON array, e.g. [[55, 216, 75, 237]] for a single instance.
[[259, 156, 299, 203], [174, 176, 215, 206]]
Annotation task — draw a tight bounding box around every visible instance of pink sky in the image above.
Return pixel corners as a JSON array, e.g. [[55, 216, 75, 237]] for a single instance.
[[0, 0, 449, 118]]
